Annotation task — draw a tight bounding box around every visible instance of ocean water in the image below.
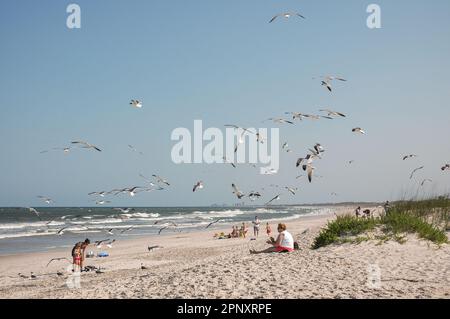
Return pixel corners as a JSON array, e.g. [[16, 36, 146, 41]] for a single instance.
[[0, 206, 331, 255]]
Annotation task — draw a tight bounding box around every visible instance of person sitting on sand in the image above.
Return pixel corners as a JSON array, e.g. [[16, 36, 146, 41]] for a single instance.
[[252, 216, 261, 237], [250, 223, 294, 254], [355, 206, 361, 218], [266, 223, 272, 237], [71, 238, 90, 272]]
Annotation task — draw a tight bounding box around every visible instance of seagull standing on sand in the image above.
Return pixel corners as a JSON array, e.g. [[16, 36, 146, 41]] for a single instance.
[[71, 141, 102, 152], [193, 181, 204, 192], [130, 99, 142, 108], [410, 166, 425, 179], [269, 12, 305, 23]]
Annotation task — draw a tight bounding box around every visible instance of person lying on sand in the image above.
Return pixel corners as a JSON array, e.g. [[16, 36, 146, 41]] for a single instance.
[[250, 223, 296, 254]]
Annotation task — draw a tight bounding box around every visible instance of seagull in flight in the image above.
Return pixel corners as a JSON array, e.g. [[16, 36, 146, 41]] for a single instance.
[[317, 76, 346, 92], [285, 187, 298, 195], [37, 196, 54, 204], [352, 127, 366, 135], [206, 219, 222, 229], [248, 192, 262, 201], [46, 257, 71, 267], [26, 207, 42, 220], [114, 208, 135, 214], [57, 227, 69, 236], [193, 181, 204, 192], [130, 99, 142, 108], [269, 12, 305, 23], [222, 156, 236, 168], [95, 200, 111, 205], [121, 227, 134, 234], [88, 191, 107, 197], [319, 109, 346, 118], [106, 239, 116, 248], [71, 141, 102, 152], [403, 154, 418, 161], [285, 112, 308, 121], [40, 147, 71, 154], [420, 179, 432, 186], [152, 175, 170, 186], [128, 145, 144, 155], [442, 164, 450, 171], [410, 166, 425, 180], [232, 184, 245, 199], [265, 194, 281, 206], [265, 118, 294, 125], [304, 165, 316, 183]]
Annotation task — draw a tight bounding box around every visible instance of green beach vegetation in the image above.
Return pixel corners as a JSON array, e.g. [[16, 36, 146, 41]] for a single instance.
[[312, 196, 450, 249]]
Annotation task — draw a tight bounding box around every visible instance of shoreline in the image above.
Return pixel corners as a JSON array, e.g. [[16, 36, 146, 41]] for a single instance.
[[1, 206, 448, 299]]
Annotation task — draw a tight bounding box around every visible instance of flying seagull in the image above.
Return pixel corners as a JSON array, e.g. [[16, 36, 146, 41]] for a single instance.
[[403, 154, 418, 161], [304, 165, 316, 183], [319, 109, 346, 118], [248, 192, 262, 201], [71, 141, 102, 152], [27, 207, 42, 221], [265, 194, 281, 206], [88, 191, 107, 197], [206, 219, 222, 229], [420, 179, 432, 186], [37, 196, 54, 204], [57, 226, 69, 236], [193, 181, 204, 192], [120, 226, 134, 234], [410, 166, 425, 180], [95, 200, 111, 205], [265, 118, 294, 125], [130, 99, 142, 108], [285, 187, 298, 195], [269, 12, 305, 23], [232, 184, 245, 199], [46, 257, 71, 267], [152, 175, 170, 186], [222, 156, 236, 168], [442, 164, 450, 171], [40, 147, 71, 154], [352, 127, 366, 135], [128, 145, 144, 155]]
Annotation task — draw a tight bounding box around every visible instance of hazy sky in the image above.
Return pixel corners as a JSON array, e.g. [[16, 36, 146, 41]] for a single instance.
[[1, 0, 450, 207]]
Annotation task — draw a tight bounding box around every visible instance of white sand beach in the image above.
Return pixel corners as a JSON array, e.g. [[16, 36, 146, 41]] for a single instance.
[[0, 207, 449, 299]]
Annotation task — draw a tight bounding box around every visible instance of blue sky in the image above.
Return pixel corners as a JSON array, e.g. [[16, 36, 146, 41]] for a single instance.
[[1, 0, 450, 207]]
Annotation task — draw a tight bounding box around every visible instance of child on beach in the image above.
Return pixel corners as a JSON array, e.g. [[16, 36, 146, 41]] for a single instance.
[[241, 222, 248, 238], [72, 245, 82, 272], [266, 223, 272, 237]]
